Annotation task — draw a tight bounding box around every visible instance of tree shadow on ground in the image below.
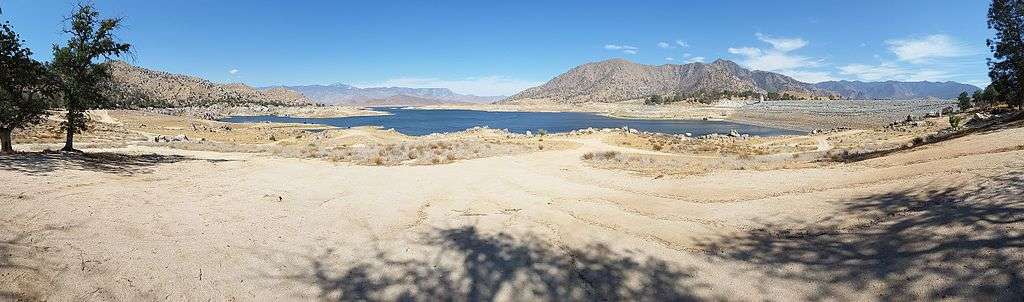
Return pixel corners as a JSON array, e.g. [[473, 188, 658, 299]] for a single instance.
[[266, 227, 707, 301], [0, 151, 232, 176], [696, 171, 1024, 300], [0, 219, 75, 301]]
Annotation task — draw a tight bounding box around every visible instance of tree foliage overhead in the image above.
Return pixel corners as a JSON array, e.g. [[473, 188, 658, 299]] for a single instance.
[[50, 3, 130, 151], [0, 15, 52, 153], [987, 0, 1024, 109]]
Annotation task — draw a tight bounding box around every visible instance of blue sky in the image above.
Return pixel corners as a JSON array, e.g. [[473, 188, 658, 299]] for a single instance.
[[2, 0, 993, 95]]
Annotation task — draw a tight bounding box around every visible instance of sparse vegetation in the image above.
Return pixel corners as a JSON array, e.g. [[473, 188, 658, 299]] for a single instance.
[[949, 114, 963, 129], [581, 150, 816, 177]]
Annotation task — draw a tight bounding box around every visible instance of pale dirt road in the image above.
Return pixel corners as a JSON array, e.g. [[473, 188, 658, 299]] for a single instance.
[[2, 124, 1023, 301]]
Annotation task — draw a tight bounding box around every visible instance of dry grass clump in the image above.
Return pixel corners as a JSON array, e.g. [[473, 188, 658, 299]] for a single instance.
[[609, 133, 778, 157], [325, 139, 564, 166], [582, 150, 818, 177], [239, 133, 569, 166]]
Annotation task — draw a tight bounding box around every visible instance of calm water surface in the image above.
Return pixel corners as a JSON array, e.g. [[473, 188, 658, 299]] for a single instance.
[[222, 108, 802, 136]]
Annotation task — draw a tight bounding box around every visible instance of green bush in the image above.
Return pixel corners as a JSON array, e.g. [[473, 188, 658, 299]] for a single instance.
[[949, 114, 963, 129]]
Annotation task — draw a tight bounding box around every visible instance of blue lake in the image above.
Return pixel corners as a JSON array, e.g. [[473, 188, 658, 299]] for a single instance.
[[222, 107, 802, 137]]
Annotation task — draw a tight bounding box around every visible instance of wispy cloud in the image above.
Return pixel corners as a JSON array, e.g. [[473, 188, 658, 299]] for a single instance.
[[838, 62, 953, 82], [728, 33, 837, 82], [684, 56, 705, 63], [665, 57, 675, 61], [657, 42, 672, 49], [755, 33, 808, 52], [727, 47, 761, 58], [229, 69, 240, 75], [833, 33, 985, 83], [355, 76, 542, 96], [604, 44, 639, 54], [675, 40, 689, 48], [781, 70, 838, 82], [886, 34, 968, 63], [728, 33, 820, 71], [603, 44, 637, 50]]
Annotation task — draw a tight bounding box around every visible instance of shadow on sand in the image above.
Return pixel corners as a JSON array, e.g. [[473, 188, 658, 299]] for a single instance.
[[696, 171, 1024, 300], [0, 218, 75, 301], [0, 151, 231, 176], [265, 226, 707, 301]]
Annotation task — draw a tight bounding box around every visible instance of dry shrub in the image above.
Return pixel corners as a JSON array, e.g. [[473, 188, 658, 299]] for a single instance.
[[582, 150, 817, 177]]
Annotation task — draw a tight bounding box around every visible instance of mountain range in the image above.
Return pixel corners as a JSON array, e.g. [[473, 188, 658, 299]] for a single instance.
[[503, 59, 980, 103], [102, 59, 981, 108], [264, 84, 504, 106], [810, 80, 980, 100]]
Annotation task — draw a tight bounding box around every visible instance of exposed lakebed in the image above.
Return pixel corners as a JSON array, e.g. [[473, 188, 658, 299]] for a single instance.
[[222, 107, 802, 136]]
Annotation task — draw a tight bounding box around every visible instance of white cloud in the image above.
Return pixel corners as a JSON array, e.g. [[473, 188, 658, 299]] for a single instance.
[[780, 70, 837, 83], [229, 69, 239, 75], [755, 33, 808, 52], [659, 40, 689, 49], [355, 76, 543, 96], [838, 63, 906, 81], [729, 33, 819, 72], [728, 33, 830, 81], [604, 44, 639, 54], [728, 47, 762, 57], [685, 56, 705, 63], [886, 34, 967, 63], [838, 62, 952, 82], [665, 57, 675, 61], [604, 44, 637, 50], [729, 47, 817, 71]]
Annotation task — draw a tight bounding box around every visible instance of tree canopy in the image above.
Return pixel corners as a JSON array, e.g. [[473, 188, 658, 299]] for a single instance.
[[987, 0, 1024, 109], [50, 4, 131, 151], [0, 16, 51, 153]]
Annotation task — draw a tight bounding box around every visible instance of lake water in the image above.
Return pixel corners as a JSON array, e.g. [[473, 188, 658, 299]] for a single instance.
[[222, 107, 802, 136]]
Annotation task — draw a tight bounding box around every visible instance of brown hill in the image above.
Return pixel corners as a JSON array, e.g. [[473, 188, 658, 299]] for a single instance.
[[103, 61, 309, 107], [503, 58, 833, 104]]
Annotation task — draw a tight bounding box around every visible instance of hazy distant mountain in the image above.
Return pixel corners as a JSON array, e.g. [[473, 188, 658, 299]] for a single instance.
[[812, 80, 981, 100], [503, 58, 980, 103], [269, 83, 503, 105], [103, 61, 309, 107], [503, 59, 833, 104]]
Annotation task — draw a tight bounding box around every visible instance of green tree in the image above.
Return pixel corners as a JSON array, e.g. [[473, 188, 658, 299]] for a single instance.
[[972, 89, 984, 107], [957, 91, 973, 111], [50, 4, 130, 152], [0, 15, 51, 154], [981, 85, 1002, 108], [645, 95, 664, 105], [987, 0, 1024, 109]]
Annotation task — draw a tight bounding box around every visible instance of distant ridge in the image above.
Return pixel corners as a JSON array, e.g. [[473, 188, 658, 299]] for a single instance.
[[269, 83, 503, 106], [103, 61, 310, 107], [503, 58, 980, 103], [812, 80, 981, 100]]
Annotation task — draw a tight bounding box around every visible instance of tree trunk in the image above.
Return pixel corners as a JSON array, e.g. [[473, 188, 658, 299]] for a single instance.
[[62, 114, 76, 152], [0, 128, 13, 154]]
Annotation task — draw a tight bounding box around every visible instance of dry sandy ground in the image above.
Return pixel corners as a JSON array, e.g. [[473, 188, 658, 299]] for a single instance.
[[2, 115, 1023, 301]]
